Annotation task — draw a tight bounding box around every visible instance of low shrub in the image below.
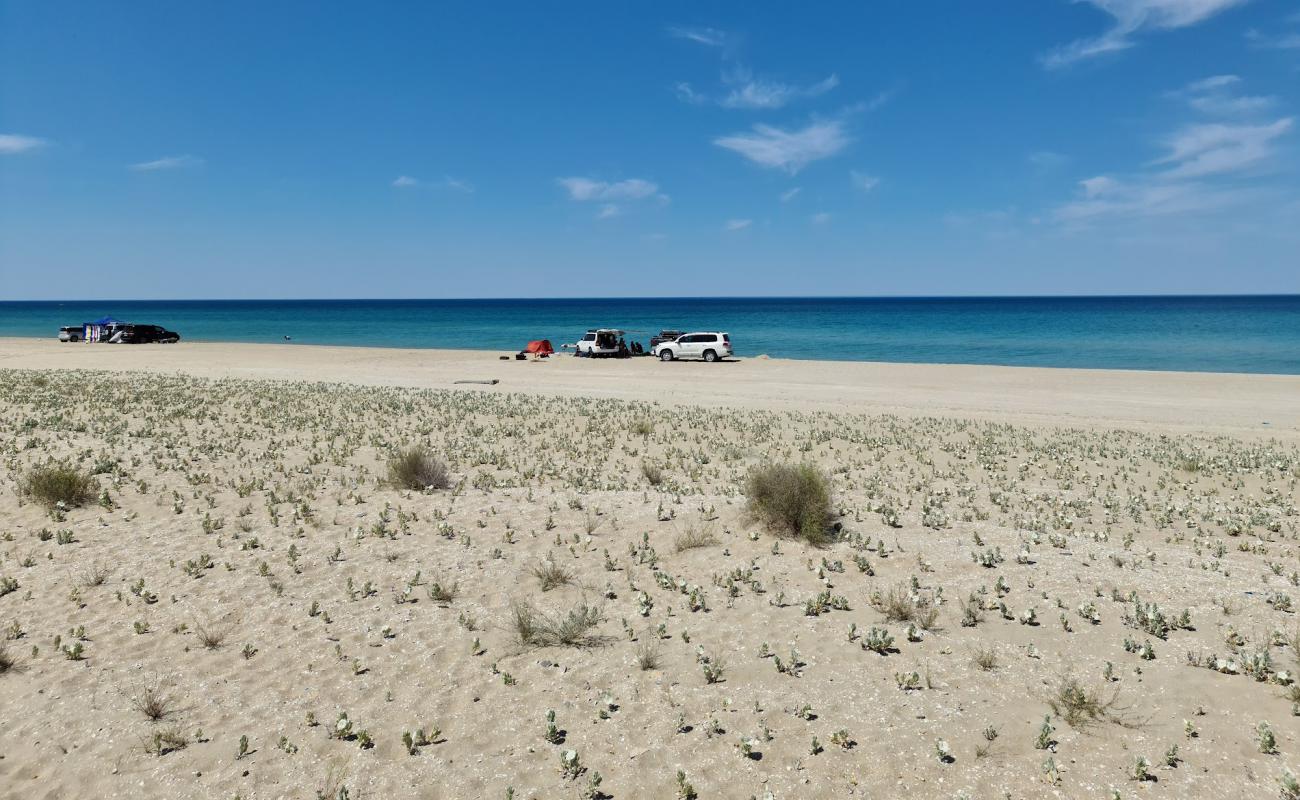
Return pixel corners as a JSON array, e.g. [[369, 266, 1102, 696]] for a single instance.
[[21, 463, 95, 511], [386, 446, 450, 491], [745, 463, 833, 544]]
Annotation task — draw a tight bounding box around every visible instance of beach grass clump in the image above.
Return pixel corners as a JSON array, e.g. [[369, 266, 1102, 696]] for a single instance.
[[386, 445, 451, 491], [674, 524, 719, 553], [509, 599, 605, 648], [1047, 675, 1124, 728], [0, 643, 18, 674], [21, 463, 95, 511], [530, 559, 574, 591], [132, 681, 175, 721], [744, 463, 833, 544]]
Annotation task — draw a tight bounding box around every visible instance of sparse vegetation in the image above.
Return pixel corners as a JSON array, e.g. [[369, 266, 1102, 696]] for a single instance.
[[2, 366, 1297, 799]]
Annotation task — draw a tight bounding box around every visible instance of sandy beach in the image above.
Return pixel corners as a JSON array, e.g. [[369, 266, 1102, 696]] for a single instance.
[[2, 339, 1300, 799], [2, 338, 1298, 436]]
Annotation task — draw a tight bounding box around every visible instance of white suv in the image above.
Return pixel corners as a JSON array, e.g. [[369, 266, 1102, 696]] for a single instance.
[[653, 332, 732, 362]]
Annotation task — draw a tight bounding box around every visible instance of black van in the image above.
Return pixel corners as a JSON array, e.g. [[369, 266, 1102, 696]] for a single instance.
[[114, 324, 181, 344]]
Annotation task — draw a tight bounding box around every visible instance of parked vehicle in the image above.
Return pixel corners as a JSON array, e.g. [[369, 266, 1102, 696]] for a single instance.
[[574, 329, 625, 357], [112, 324, 181, 344], [653, 332, 732, 362], [58, 326, 83, 342], [649, 329, 684, 348]]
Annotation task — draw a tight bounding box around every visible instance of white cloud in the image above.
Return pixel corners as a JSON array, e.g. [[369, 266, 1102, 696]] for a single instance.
[[780, 187, 802, 202], [668, 26, 727, 48], [129, 155, 203, 171], [718, 69, 839, 110], [714, 120, 850, 174], [1056, 175, 1257, 222], [724, 218, 753, 231], [675, 82, 707, 105], [596, 204, 621, 219], [1245, 26, 1300, 49], [557, 177, 659, 201], [393, 175, 473, 191], [810, 212, 832, 225], [850, 171, 880, 192], [1176, 74, 1276, 116], [0, 134, 48, 154], [677, 66, 839, 110], [1042, 0, 1249, 68], [1154, 118, 1293, 178]]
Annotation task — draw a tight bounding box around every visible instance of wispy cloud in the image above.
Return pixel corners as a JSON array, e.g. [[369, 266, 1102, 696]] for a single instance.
[[718, 66, 838, 110], [1175, 74, 1276, 116], [393, 175, 474, 191], [780, 187, 802, 202], [1053, 74, 1294, 225], [1154, 118, 1293, 179], [1042, 0, 1248, 69], [557, 177, 659, 201], [810, 212, 832, 225], [1245, 15, 1300, 50], [668, 26, 728, 48], [724, 218, 753, 231], [558, 177, 663, 220], [1055, 176, 1259, 222], [714, 119, 850, 174], [677, 67, 839, 111], [0, 134, 49, 154], [129, 155, 203, 171], [850, 171, 880, 192]]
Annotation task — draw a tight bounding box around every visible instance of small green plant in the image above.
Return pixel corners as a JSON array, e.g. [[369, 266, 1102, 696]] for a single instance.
[[1035, 716, 1055, 750], [1259, 721, 1279, 755], [675, 769, 697, 800], [545, 709, 563, 744]]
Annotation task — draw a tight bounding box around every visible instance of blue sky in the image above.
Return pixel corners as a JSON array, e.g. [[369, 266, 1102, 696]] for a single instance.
[[2, 0, 1298, 299]]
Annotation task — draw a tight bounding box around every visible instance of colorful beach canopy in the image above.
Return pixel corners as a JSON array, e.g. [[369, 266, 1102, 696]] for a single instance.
[[524, 339, 554, 355]]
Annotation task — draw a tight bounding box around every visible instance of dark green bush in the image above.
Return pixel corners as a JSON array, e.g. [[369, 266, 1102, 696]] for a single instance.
[[386, 446, 450, 491], [745, 463, 833, 544], [22, 464, 95, 511]]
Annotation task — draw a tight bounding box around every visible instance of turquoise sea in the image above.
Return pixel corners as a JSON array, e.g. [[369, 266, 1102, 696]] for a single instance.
[[1, 296, 1297, 374]]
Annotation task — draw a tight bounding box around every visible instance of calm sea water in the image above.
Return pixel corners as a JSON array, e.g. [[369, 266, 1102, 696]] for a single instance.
[[1, 296, 1298, 374]]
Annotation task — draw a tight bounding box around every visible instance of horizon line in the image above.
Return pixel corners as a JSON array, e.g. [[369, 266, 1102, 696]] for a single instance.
[[4, 292, 1299, 303]]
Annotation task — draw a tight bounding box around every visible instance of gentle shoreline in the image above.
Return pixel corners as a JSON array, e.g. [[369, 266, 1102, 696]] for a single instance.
[[2, 337, 1298, 438]]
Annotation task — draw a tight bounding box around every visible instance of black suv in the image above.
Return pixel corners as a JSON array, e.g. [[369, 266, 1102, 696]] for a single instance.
[[649, 329, 684, 348], [115, 324, 181, 344]]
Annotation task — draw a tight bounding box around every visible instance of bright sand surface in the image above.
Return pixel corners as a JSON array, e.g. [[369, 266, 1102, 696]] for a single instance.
[[4, 337, 1300, 800], [2, 338, 1298, 437]]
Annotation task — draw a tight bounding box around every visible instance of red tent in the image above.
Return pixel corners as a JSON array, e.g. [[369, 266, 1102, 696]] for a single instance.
[[524, 339, 554, 356]]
